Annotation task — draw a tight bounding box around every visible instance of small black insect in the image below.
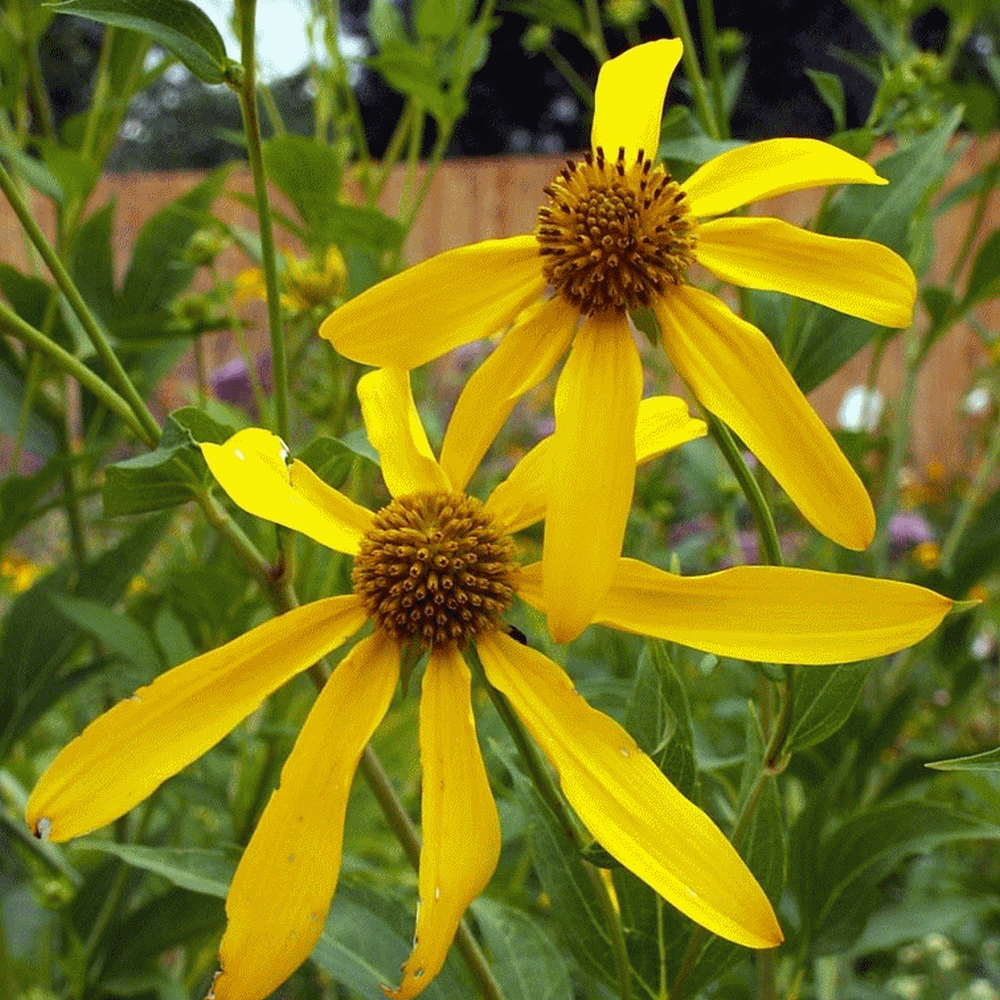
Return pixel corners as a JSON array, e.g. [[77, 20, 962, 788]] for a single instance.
[[505, 625, 529, 645]]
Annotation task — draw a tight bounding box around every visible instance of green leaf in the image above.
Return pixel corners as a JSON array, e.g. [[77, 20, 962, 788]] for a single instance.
[[928, 745, 1000, 772], [297, 435, 376, 490], [368, 40, 452, 121], [787, 664, 869, 752], [804, 69, 846, 132], [47, 0, 230, 84], [37, 141, 100, 205], [103, 407, 236, 516], [116, 167, 227, 324], [415, 0, 460, 40], [500, 0, 586, 36], [0, 262, 74, 349], [0, 457, 67, 545], [48, 593, 163, 677], [850, 897, 994, 956], [261, 134, 344, 240], [947, 485, 1000, 594], [82, 841, 238, 897], [0, 144, 64, 201], [369, 0, 406, 47], [962, 229, 1000, 309], [471, 898, 573, 1000], [658, 107, 746, 177], [503, 749, 619, 990], [812, 801, 1000, 953]]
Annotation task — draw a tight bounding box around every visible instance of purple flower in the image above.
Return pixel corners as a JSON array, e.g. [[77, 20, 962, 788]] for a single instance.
[[211, 355, 273, 416]]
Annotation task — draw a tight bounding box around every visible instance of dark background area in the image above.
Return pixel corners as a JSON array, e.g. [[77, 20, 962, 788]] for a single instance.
[[35, 0, 964, 171]]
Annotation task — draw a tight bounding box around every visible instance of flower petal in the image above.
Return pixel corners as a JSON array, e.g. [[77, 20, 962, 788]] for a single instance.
[[697, 217, 916, 327], [654, 285, 875, 549], [439, 296, 578, 492], [543, 313, 642, 642], [486, 395, 704, 534], [682, 138, 887, 218], [389, 646, 501, 999], [319, 237, 546, 369], [478, 630, 782, 948], [587, 558, 952, 663], [25, 596, 368, 843], [212, 632, 400, 1000], [358, 368, 450, 495], [592, 38, 683, 164], [202, 429, 374, 554]]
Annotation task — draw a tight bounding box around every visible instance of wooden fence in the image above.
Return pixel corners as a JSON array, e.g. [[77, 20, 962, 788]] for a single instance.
[[4, 140, 998, 473]]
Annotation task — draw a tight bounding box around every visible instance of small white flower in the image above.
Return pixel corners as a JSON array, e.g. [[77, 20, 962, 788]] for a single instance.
[[838, 386, 884, 432]]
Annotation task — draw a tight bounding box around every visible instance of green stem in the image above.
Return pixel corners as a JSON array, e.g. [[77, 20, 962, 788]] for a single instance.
[[651, 0, 719, 140], [234, 0, 290, 444], [0, 159, 161, 446], [695, 0, 728, 138], [10, 349, 43, 473], [481, 673, 633, 1000], [543, 44, 595, 110], [705, 412, 783, 566], [581, 0, 610, 63], [947, 156, 1000, 287], [21, 0, 56, 143], [356, 745, 507, 1000], [0, 300, 149, 441], [940, 408, 1000, 574]]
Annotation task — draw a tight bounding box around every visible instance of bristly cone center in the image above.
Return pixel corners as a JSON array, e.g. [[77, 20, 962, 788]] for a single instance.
[[536, 145, 697, 315], [353, 492, 518, 649]]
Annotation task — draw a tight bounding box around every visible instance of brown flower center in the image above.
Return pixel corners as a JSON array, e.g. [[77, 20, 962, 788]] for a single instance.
[[352, 492, 518, 649], [536, 145, 697, 316]]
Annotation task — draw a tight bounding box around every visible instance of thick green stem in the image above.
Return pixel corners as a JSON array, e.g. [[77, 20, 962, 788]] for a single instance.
[[0, 300, 149, 441], [695, 0, 728, 138], [581, 0, 610, 63], [651, 0, 720, 140], [234, 0, 290, 443], [0, 160, 161, 446]]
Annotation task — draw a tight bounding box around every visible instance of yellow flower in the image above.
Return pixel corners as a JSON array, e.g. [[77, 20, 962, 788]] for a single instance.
[[319, 38, 916, 641], [1, 553, 43, 593], [26, 372, 949, 1000], [280, 246, 347, 315]]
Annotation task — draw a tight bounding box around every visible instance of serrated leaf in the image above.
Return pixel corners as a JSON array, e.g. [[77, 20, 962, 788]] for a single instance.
[[471, 898, 573, 1000], [787, 663, 869, 752], [805, 69, 846, 132], [48, 0, 229, 84]]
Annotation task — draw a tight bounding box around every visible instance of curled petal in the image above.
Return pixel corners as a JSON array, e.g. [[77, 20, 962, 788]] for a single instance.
[[202, 429, 374, 554], [213, 632, 400, 1000], [543, 313, 642, 642], [697, 217, 916, 328], [486, 395, 704, 534], [358, 368, 450, 495], [477, 630, 782, 948], [439, 296, 578, 492], [319, 237, 546, 369], [592, 38, 683, 165], [683, 138, 887, 218], [26, 596, 368, 842], [589, 559, 952, 663], [654, 286, 875, 550], [388, 647, 500, 999]]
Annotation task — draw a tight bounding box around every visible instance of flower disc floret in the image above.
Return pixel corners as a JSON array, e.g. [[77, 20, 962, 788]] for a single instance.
[[352, 492, 517, 648], [537, 145, 697, 315]]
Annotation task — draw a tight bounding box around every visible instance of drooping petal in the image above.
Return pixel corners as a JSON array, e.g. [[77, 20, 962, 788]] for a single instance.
[[319, 237, 546, 369], [388, 646, 501, 1000], [202, 429, 374, 554], [25, 597, 368, 843], [654, 286, 875, 550], [439, 296, 578, 492], [213, 632, 400, 1000], [697, 217, 916, 327], [682, 138, 887, 218], [477, 630, 782, 948], [486, 395, 704, 534], [358, 368, 450, 495], [571, 558, 949, 663], [592, 38, 683, 164], [543, 312, 642, 642]]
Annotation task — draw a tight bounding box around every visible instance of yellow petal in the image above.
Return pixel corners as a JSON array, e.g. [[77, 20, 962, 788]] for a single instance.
[[543, 313, 642, 642], [439, 296, 578, 492], [25, 597, 368, 843], [477, 630, 782, 948], [388, 647, 500, 999], [588, 558, 952, 663], [358, 368, 450, 496], [319, 237, 546, 369], [202, 429, 374, 554], [697, 217, 916, 327], [213, 632, 400, 1000], [592, 38, 683, 164], [683, 138, 887, 218], [654, 286, 875, 549], [486, 395, 704, 534]]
